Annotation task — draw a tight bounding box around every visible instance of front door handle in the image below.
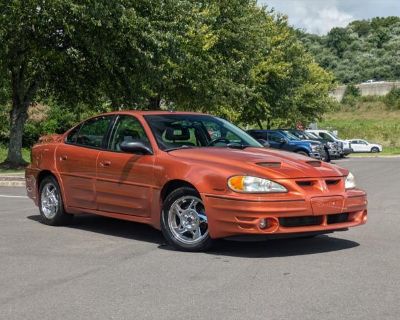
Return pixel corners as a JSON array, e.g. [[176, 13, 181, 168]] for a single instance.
[[60, 155, 68, 161], [99, 160, 111, 167]]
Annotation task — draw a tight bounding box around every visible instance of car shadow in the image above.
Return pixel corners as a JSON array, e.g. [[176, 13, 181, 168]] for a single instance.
[[27, 214, 359, 258], [207, 236, 359, 258], [27, 214, 166, 245]]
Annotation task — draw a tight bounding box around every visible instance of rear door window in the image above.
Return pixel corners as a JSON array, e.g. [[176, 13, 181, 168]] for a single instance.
[[72, 116, 112, 149]]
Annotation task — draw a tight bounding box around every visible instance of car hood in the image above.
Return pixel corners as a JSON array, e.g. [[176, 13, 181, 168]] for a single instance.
[[298, 140, 321, 146], [168, 147, 346, 179]]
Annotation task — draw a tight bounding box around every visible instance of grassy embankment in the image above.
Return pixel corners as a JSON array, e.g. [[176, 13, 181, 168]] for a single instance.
[[319, 98, 400, 156]]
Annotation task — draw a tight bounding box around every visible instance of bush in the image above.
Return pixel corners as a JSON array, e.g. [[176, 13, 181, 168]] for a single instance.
[[22, 104, 82, 147], [384, 87, 400, 110], [341, 84, 361, 106]]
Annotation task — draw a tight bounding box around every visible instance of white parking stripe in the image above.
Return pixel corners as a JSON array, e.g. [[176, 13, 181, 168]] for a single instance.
[[0, 195, 28, 198]]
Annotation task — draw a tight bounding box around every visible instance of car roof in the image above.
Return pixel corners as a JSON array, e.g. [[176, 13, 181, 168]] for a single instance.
[[247, 129, 283, 132], [307, 129, 328, 132], [96, 110, 209, 117]]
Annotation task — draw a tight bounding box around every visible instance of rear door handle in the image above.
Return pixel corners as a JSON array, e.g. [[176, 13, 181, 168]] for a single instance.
[[60, 155, 68, 161], [99, 160, 111, 167]]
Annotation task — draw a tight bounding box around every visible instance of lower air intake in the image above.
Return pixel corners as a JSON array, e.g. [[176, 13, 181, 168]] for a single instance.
[[327, 213, 349, 224], [279, 216, 323, 228]]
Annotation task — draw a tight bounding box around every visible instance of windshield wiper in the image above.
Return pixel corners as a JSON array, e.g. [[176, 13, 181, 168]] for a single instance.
[[164, 145, 195, 152]]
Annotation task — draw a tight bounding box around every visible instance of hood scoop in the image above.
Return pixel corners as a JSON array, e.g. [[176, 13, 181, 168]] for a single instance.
[[306, 160, 322, 167], [256, 161, 281, 168]]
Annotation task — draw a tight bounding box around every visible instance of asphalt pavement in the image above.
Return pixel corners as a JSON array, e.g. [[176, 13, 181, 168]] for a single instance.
[[0, 158, 399, 320]]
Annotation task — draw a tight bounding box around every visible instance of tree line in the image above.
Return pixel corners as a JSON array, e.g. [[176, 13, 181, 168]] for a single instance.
[[299, 16, 400, 84], [0, 0, 335, 168]]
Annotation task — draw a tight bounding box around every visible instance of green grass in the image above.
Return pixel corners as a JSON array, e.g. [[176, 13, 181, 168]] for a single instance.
[[0, 145, 31, 174], [320, 98, 400, 149]]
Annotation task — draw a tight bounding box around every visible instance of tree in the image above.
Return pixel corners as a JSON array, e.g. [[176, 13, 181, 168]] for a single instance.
[[0, 0, 274, 167], [242, 14, 335, 129], [0, 0, 199, 167], [1, 0, 340, 166], [300, 17, 400, 84], [0, 1, 112, 167], [326, 27, 351, 58]]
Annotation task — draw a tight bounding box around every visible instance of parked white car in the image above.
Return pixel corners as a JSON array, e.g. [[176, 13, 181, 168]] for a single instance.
[[347, 139, 383, 153]]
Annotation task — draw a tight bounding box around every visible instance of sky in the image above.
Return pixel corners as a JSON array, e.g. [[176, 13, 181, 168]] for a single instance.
[[259, 0, 400, 35]]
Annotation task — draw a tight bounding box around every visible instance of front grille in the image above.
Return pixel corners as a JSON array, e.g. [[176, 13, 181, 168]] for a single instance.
[[279, 216, 323, 228], [327, 213, 349, 224]]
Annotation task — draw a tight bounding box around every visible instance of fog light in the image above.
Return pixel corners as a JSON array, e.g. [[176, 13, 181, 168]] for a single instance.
[[362, 210, 368, 223], [259, 218, 268, 229]]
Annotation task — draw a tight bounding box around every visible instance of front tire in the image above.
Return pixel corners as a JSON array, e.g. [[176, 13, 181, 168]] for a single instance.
[[323, 148, 331, 162], [39, 175, 72, 226], [371, 147, 379, 153], [161, 187, 213, 251]]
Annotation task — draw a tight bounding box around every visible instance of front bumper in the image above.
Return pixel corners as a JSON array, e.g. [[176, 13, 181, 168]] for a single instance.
[[202, 189, 367, 239], [328, 148, 341, 157], [343, 148, 353, 155]]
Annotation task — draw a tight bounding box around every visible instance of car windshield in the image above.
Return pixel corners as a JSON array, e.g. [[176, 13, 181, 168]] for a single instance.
[[329, 131, 339, 139], [290, 130, 314, 140], [281, 131, 301, 141], [144, 114, 263, 151], [304, 132, 319, 140]]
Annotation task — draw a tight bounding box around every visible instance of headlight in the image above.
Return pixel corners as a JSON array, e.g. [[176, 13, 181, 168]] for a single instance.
[[311, 144, 319, 151], [228, 176, 287, 193], [345, 172, 356, 189]]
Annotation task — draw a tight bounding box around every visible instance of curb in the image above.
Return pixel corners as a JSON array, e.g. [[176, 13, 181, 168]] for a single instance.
[[0, 181, 26, 187], [0, 175, 26, 187]]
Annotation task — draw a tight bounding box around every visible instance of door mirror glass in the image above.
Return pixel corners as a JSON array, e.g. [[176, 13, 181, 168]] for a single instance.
[[119, 141, 153, 155]]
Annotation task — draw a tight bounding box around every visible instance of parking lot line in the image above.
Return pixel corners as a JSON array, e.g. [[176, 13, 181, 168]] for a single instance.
[[0, 194, 28, 198]]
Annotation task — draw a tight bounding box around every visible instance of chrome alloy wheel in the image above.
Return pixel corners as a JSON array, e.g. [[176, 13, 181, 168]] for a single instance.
[[168, 196, 208, 245], [40, 182, 60, 219]]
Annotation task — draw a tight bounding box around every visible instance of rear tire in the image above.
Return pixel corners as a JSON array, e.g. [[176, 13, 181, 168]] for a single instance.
[[39, 175, 72, 226], [161, 187, 213, 252]]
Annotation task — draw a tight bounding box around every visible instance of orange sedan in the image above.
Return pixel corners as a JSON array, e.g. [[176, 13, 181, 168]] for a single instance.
[[26, 111, 367, 251]]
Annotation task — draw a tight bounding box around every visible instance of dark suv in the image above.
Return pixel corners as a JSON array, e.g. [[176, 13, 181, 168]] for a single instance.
[[247, 129, 326, 160]]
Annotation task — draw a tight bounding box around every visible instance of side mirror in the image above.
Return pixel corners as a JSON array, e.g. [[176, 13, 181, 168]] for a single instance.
[[120, 141, 153, 155], [278, 137, 286, 144], [257, 139, 270, 148]]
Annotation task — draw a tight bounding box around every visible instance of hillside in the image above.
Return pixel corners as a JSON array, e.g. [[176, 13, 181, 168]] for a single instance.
[[319, 97, 400, 153], [299, 16, 400, 84]]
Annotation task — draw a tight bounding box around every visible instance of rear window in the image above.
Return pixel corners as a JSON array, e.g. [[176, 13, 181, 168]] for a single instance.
[[66, 116, 112, 149]]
